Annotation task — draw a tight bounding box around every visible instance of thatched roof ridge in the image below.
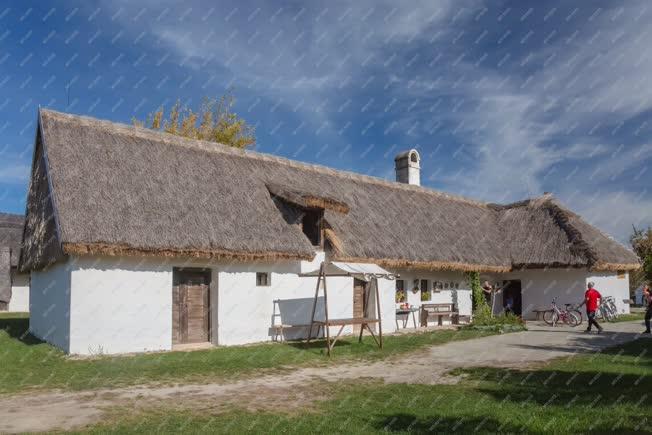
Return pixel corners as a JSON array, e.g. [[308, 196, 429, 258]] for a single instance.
[[20, 108, 641, 273]]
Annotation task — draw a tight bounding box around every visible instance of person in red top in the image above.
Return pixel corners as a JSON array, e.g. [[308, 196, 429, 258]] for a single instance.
[[643, 284, 651, 334], [582, 282, 603, 333]]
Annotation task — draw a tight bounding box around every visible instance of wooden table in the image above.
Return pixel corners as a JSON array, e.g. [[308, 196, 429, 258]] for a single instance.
[[396, 307, 419, 329]]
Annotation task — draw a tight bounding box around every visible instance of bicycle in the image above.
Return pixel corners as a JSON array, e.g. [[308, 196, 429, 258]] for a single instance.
[[564, 303, 584, 326], [543, 298, 581, 327], [597, 297, 618, 322]]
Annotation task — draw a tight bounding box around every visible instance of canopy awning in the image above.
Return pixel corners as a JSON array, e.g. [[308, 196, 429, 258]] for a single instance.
[[301, 261, 398, 282]]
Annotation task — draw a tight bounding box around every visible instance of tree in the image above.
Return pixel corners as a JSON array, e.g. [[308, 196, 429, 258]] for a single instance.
[[133, 92, 255, 149], [631, 225, 652, 284]]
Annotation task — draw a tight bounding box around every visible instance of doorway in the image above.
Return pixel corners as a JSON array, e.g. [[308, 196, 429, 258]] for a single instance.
[[502, 280, 522, 316], [173, 268, 211, 345]]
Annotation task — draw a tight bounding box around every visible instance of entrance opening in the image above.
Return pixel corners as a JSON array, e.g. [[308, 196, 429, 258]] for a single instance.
[[352, 278, 367, 334], [173, 268, 211, 345], [502, 280, 522, 316]]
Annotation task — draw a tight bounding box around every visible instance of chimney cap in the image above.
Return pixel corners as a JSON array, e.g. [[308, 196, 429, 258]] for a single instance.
[[394, 149, 420, 163]]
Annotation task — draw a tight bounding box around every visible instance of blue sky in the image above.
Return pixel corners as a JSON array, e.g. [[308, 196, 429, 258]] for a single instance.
[[0, 0, 651, 243]]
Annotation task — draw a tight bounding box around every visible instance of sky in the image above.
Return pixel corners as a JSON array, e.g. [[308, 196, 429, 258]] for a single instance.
[[0, 0, 651, 244]]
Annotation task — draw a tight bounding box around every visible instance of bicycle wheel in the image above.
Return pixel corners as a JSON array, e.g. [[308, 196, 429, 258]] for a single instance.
[[570, 309, 583, 325], [542, 310, 556, 325], [564, 311, 581, 327]]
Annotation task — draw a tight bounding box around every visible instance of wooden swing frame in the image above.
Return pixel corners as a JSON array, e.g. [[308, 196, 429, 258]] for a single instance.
[[306, 262, 383, 356]]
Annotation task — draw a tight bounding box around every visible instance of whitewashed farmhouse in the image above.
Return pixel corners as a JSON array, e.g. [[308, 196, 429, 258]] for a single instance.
[[0, 213, 29, 312], [21, 109, 639, 355]]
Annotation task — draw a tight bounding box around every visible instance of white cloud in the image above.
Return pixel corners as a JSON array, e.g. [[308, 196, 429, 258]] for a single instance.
[[0, 163, 30, 184]]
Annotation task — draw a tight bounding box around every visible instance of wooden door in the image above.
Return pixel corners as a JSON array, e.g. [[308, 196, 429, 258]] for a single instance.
[[173, 270, 210, 344], [353, 278, 366, 333]]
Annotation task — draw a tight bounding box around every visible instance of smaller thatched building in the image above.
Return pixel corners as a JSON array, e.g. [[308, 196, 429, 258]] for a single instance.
[[21, 109, 639, 354], [0, 213, 29, 312]]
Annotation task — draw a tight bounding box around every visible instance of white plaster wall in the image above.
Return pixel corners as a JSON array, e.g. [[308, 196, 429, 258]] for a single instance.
[[8, 272, 30, 312], [586, 272, 630, 314], [488, 269, 631, 319], [29, 260, 72, 352], [69, 256, 173, 355], [216, 259, 354, 345], [391, 269, 472, 327]]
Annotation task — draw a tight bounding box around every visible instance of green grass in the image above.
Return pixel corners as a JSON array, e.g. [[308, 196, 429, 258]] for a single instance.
[[613, 312, 646, 323], [0, 313, 495, 395], [83, 338, 652, 434]]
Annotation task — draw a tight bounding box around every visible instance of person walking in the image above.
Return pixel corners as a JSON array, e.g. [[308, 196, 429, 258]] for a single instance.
[[582, 282, 603, 333], [643, 284, 651, 334]]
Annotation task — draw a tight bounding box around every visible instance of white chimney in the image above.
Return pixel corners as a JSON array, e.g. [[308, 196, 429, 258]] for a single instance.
[[394, 149, 420, 186]]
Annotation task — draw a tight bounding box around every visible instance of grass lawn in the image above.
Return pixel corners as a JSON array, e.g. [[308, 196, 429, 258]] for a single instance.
[[613, 312, 646, 322], [83, 337, 652, 434], [0, 313, 496, 395]]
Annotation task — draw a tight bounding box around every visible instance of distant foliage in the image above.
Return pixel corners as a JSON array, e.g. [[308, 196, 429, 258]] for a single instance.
[[133, 93, 255, 149], [630, 226, 652, 282]]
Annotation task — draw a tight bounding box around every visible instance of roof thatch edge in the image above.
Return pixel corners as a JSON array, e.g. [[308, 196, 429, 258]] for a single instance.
[[332, 255, 511, 273], [62, 243, 314, 262], [591, 262, 641, 272]]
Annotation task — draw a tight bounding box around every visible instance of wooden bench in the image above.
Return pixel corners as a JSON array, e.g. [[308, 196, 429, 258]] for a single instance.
[[421, 303, 458, 327], [531, 309, 549, 321], [271, 324, 316, 342]]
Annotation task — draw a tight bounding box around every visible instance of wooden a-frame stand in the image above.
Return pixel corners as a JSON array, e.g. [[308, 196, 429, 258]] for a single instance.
[[306, 262, 383, 356]]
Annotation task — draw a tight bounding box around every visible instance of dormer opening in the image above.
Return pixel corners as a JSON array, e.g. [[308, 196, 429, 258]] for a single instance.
[[301, 209, 323, 247]]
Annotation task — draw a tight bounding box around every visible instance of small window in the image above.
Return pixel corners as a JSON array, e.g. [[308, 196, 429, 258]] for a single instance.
[[256, 272, 270, 286], [395, 279, 406, 303], [420, 279, 431, 301]]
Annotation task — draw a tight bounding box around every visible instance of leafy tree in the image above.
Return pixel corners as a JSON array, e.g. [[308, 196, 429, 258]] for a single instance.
[[630, 225, 652, 286], [133, 92, 255, 149]]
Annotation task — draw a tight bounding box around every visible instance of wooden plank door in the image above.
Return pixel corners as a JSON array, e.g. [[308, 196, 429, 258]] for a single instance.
[[173, 270, 210, 345], [353, 279, 366, 333]]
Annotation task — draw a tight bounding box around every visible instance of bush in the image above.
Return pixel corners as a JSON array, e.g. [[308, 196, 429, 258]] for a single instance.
[[463, 312, 527, 333]]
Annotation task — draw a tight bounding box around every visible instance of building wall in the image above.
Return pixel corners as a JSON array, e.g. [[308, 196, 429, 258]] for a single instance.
[[29, 251, 398, 355], [391, 269, 472, 327], [8, 271, 30, 312], [29, 260, 72, 352], [486, 269, 631, 319], [215, 252, 398, 345], [68, 256, 173, 355]]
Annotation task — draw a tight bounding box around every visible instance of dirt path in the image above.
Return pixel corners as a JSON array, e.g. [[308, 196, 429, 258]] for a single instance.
[[0, 321, 646, 433]]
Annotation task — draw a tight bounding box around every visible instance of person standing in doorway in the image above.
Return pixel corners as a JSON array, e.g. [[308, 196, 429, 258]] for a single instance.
[[643, 284, 651, 334], [582, 282, 603, 333]]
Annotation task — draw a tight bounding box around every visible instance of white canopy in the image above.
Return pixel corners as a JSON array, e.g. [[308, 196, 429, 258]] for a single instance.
[[301, 261, 398, 282]]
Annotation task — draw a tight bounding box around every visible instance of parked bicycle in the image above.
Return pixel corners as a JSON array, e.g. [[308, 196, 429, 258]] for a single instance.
[[564, 303, 584, 326], [543, 298, 581, 327], [596, 296, 618, 322]]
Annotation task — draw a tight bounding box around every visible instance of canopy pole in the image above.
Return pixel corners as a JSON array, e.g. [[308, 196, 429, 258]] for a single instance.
[[323, 264, 331, 356], [306, 262, 324, 344], [374, 276, 383, 349]]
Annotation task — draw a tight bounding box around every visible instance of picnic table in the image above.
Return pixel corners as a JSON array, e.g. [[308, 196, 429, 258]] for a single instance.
[[396, 307, 419, 329]]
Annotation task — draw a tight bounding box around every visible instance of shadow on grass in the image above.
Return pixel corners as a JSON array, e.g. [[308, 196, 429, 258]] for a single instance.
[[454, 339, 652, 411], [0, 315, 44, 345], [285, 338, 355, 351], [375, 413, 526, 434]]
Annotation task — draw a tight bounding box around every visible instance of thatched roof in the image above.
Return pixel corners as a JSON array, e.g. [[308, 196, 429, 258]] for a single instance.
[[0, 213, 23, 268], [20, 109, 640, 273], [0, 213, 23, 304]]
